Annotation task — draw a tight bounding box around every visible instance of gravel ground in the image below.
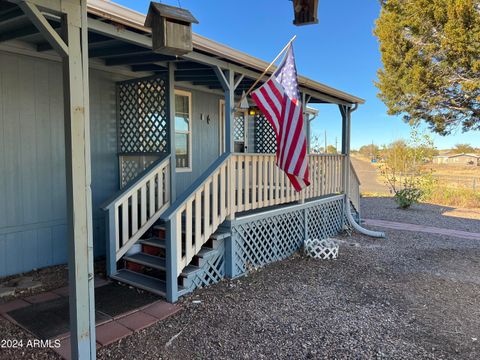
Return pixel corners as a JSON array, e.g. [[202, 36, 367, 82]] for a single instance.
[[361, 197, 480, 233], [1, 198, 480, 359]]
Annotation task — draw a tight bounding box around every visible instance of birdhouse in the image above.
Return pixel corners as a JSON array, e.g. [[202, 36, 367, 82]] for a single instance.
[[292, 0, 319, 26], [144, 2, 199, 56]]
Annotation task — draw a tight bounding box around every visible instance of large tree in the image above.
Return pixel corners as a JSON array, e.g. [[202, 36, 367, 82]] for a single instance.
[[374, 0, 480, 135]]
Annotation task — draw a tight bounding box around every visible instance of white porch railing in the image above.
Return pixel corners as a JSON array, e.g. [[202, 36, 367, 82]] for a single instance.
[[349, 160, 361, 212], [103, 155, 171, 266], [231, 154, 344, 211], [162, 153, 346, 288], [161, 154, 231, 275]]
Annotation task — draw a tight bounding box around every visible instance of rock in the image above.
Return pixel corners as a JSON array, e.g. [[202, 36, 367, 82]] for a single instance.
[[16, 280, 42, 290], [0, 286, 15, 298]]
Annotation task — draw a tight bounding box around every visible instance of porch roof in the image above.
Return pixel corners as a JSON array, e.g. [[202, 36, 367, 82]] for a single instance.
[[86, 0, 364, 105], [0, 0, 364, 106]]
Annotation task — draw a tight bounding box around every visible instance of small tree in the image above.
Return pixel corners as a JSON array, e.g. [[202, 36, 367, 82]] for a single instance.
[[359, 144, 380, 159], [326, 145, 338, 154], [380, 128, 437, 208], [452, 143, 475, 154]]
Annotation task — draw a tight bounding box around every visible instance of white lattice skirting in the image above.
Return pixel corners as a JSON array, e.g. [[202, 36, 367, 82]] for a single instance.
[[230, 195, 345, 277]]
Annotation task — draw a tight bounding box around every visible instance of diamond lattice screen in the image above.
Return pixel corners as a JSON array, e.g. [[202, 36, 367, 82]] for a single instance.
[[234, 114, 245, 142], [254, 114, 277, 153], [231, 197, 345, 277], [117, 75, 169, 154]]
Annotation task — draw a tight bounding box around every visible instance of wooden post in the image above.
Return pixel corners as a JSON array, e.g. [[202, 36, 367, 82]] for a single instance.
[[339, 105, 349, 193], [214, 67, 236, 220], [165, 217, 178, 303], [18, 1, 96, 357], [61, 1, 96, 359], [168, 62, 176, 202]]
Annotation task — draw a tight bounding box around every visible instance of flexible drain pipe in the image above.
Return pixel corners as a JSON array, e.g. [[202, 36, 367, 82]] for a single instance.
[[344, 104, 385, 238]]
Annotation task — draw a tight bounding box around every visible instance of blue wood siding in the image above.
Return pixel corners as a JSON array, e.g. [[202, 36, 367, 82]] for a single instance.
[[175, 88, 222, 195], [0, 51, 118, 277]]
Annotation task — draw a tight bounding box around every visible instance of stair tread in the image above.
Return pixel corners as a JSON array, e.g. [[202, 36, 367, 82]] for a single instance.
[[210, 230, 231, 240], [111, 270, 166, 296], [124, 252, 166, 270], [139, 237, 165, 249], [180, 264, 202, 277], [196, 247, 217, 258], [154, 225, 231, 241]]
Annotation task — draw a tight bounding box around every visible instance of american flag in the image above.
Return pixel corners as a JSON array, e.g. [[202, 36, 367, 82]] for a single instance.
[[251, 45, 310, 191]]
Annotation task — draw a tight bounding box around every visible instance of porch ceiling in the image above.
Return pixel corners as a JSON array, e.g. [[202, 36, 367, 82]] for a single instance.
[[0, 1, 361, 105]]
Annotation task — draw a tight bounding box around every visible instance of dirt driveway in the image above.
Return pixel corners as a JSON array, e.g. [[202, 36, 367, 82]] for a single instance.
[[95, 198, 480, 360], [351, 155, 390, 194]]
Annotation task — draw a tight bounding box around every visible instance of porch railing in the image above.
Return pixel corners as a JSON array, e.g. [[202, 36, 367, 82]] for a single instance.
[[161, 152, 347, 300], [349, 160, 361, 213], [161, 153, 231, 276], [103, 155, 171, 271], [231, 154, 344, 212]]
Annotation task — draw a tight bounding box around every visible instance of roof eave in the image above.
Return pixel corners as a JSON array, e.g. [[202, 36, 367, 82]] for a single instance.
[[86, 0, 365, 105]]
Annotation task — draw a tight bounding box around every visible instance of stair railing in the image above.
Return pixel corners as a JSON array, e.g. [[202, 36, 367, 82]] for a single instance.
[[161, 153, 231, 302], [103, 155, 171, 275]]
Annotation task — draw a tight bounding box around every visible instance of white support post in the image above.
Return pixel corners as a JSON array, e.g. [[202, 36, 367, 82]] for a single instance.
[[60, 1, 96, 359], [168, 62, 176, 202], [340, 105, 350, 193]]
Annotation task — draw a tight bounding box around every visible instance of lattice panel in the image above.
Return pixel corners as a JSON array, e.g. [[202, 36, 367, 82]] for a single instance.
[[254, 114, 277, 153], [118, 75, 169, 154], [181, 240, 225, 294], [234, 114, 245, 142], [232, 197, 345, 277], [232, 209, 305, 276], [307, 198, 344, 240], [120, 155, 160, 188]]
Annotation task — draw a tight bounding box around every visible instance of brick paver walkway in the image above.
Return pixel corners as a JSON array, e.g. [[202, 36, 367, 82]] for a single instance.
[[364, 219, 480, 241]]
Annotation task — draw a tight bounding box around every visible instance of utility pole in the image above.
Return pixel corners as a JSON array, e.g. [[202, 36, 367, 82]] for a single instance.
[[335, 137, 338, 153], [324, 130, 327, 153]]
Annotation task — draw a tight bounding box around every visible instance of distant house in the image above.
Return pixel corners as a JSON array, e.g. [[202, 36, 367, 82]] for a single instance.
[[433, 153, 480, 166]]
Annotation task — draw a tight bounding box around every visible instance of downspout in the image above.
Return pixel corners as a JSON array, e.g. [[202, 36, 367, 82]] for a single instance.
[[344, 104, 385, 238]]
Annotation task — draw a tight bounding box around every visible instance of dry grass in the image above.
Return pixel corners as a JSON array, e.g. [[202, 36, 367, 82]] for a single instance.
[[428, 163, 480, 177], [425, 186, 480, 209]]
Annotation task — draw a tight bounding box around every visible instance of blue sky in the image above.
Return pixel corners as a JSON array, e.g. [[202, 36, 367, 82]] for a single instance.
[[115, 0, 479, 150]]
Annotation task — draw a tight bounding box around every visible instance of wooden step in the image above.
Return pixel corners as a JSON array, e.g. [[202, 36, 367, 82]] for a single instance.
[[139, 237, 166, 249], [111, 269, 167, 297], [210, 229, 231, 241], [196, 247, 217, 258], [180, 264, 202, 277], [124, 252, 166, 271]]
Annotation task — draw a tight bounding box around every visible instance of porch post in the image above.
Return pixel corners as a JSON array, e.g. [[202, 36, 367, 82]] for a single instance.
[[61, 1, 96, 359], [18, 1, 96, 357], [214, 67, 235, 154], [168, 61, 176, 202], [340, 104, 350, 194]]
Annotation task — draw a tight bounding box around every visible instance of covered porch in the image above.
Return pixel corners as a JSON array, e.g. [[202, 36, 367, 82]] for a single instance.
[[0, 0, 363, 358]]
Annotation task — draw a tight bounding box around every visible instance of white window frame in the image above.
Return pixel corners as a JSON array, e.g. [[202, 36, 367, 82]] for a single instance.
[[175, 89, 192, 172]]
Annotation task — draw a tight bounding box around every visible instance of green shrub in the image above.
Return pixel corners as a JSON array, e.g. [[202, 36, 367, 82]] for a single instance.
[[394, 188, 424, 209]]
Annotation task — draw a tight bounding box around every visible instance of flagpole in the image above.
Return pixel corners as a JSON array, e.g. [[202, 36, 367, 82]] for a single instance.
[[236, 35, 297, 109]]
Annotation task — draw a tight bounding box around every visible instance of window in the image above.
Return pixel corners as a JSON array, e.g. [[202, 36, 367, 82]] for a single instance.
[[175, 90, 192, 171]]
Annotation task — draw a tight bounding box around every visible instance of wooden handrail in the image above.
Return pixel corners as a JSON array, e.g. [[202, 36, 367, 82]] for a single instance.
[[102, 154, 170, 210], [104, 155, 171, 272], [161, 153, 231, 220]]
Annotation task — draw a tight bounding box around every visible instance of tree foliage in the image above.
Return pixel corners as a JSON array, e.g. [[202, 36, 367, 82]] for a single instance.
[[380, 128, 437, 208], [375, 0, 480, 135], [359, 144, 380, 159], [452, 143, 475, 153]]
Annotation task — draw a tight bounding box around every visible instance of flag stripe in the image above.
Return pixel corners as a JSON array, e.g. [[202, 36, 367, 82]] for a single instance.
[[250, 45, 309, 192]]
